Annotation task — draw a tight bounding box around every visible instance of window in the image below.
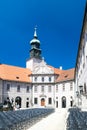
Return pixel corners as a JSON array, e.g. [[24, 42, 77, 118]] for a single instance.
[[48, 98, 52, 104], [83, 45, 85, 56], [62, 84, 65, 91], [34, 77, 37, 82], [70, 82, 73, 91], [86, 56, 87, 62], [84, 83, 86, 93], [7, 84, 10, 91], [83, 63, 85, 69], [49, 77, 51, 82], [34, 86, 37, 93], [81, 70, 82, 74], [41, 86, 44, 92], [56, 85, 58, 92], [34, 98, 38, 104], [17, 85, 20, 92], [26, 86, 29, 92], [42, 77, 44, 82], [27, 98, 29, 100], [48, 86, 51, 92]]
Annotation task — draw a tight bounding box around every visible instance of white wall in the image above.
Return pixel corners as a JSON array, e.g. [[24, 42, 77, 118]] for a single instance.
[[3, 81, 32, 108], [55, 81, 75, 108], [32, 84, 55, 108]]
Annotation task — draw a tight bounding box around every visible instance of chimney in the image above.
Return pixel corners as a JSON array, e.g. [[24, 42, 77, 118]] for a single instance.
[[59, 66, 62, 70]]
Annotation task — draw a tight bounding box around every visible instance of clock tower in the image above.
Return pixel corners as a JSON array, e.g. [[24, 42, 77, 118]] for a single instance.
[[26, 27, 42, 70], [30, 27, 41, 59]]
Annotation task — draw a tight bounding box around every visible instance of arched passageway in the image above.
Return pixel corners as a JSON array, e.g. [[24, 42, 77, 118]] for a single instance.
[[15, 96, 22, 108], [62, 96, 66, 108]]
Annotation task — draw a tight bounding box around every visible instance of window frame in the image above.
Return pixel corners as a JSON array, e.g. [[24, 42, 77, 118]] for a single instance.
[[48, 98, 52, 104], [26, 86, 30, 93], [62, 84, 65, 91], [41, 86, 44, 92], [34, 77, 37, 82], [49, 77, 51, 82], [48, 85, 52, 92], [56, 85, 58, 92], [6, 84, 10, 91], [42, 77, 44, 82], [34, 86, 38, 93], [70, 82, 73, 91], [17, 85, 20, 92], [34, 98, 38, 104]]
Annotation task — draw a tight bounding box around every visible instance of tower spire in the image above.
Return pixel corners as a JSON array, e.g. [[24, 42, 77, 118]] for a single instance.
[[34, 26, 37, 38]]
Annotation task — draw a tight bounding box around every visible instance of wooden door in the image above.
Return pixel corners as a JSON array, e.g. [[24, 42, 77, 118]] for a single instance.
[[41, 98, 45, 106]]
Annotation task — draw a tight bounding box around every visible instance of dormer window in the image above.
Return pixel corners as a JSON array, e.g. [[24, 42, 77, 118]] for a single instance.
[[64, 75, 68, 78], [16, 76, 19, 79]]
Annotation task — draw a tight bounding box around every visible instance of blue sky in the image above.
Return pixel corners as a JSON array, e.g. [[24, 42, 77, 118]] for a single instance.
[[0, 0, 86, 70]]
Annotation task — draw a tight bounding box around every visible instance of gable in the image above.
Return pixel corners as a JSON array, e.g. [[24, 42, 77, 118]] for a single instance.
[[32, 60, 54, 74]]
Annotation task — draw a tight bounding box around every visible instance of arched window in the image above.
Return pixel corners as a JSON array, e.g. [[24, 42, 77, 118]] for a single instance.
[[49, 77, 51, 82], [42, 77, 44, 82], [70, 96, 73, 107], [15, 96, 22, 108]]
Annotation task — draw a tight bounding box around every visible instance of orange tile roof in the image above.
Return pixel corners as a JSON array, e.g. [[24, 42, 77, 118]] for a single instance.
[[0, 64, 74, 83], [56, 68, 75, 82], [48, 65, 75, 82], [0, 64, 32, 83]]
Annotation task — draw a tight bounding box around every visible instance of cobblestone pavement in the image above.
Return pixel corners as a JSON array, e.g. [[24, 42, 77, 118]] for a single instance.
[[28, 108, 68, 130]]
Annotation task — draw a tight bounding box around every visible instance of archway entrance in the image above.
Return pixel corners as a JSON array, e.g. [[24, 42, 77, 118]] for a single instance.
[[15, 96, 22, 108], [70, 96, 73, 107], [62, 96, 66, 108], [41, 98, 45, 106]]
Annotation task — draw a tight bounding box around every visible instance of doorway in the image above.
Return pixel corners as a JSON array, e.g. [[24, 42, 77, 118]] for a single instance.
[[41, 98, 45, 106], [56, 101, 58, 108], [62, 96, 66, 108], [15, 96, 22, 108]]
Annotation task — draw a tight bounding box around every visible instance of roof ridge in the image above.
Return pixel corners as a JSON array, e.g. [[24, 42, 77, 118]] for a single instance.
[[0, 63, 31, 71]]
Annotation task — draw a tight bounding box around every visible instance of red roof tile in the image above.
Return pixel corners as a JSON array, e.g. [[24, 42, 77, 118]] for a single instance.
[[0, 64, 32, 83], [56, 68, 75, 82]]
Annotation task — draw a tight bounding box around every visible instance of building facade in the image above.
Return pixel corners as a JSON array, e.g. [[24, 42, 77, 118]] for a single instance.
[[75, 3, 87, 108], [0, 27, 75, 109]]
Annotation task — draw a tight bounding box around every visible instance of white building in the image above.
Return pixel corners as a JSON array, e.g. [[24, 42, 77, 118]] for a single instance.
[[0, 27, 75, 109], [75, 3, 87, 108]]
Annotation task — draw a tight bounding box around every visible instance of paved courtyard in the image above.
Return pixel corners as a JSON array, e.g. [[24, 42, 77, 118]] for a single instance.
[[28, 108, 68, 130]]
